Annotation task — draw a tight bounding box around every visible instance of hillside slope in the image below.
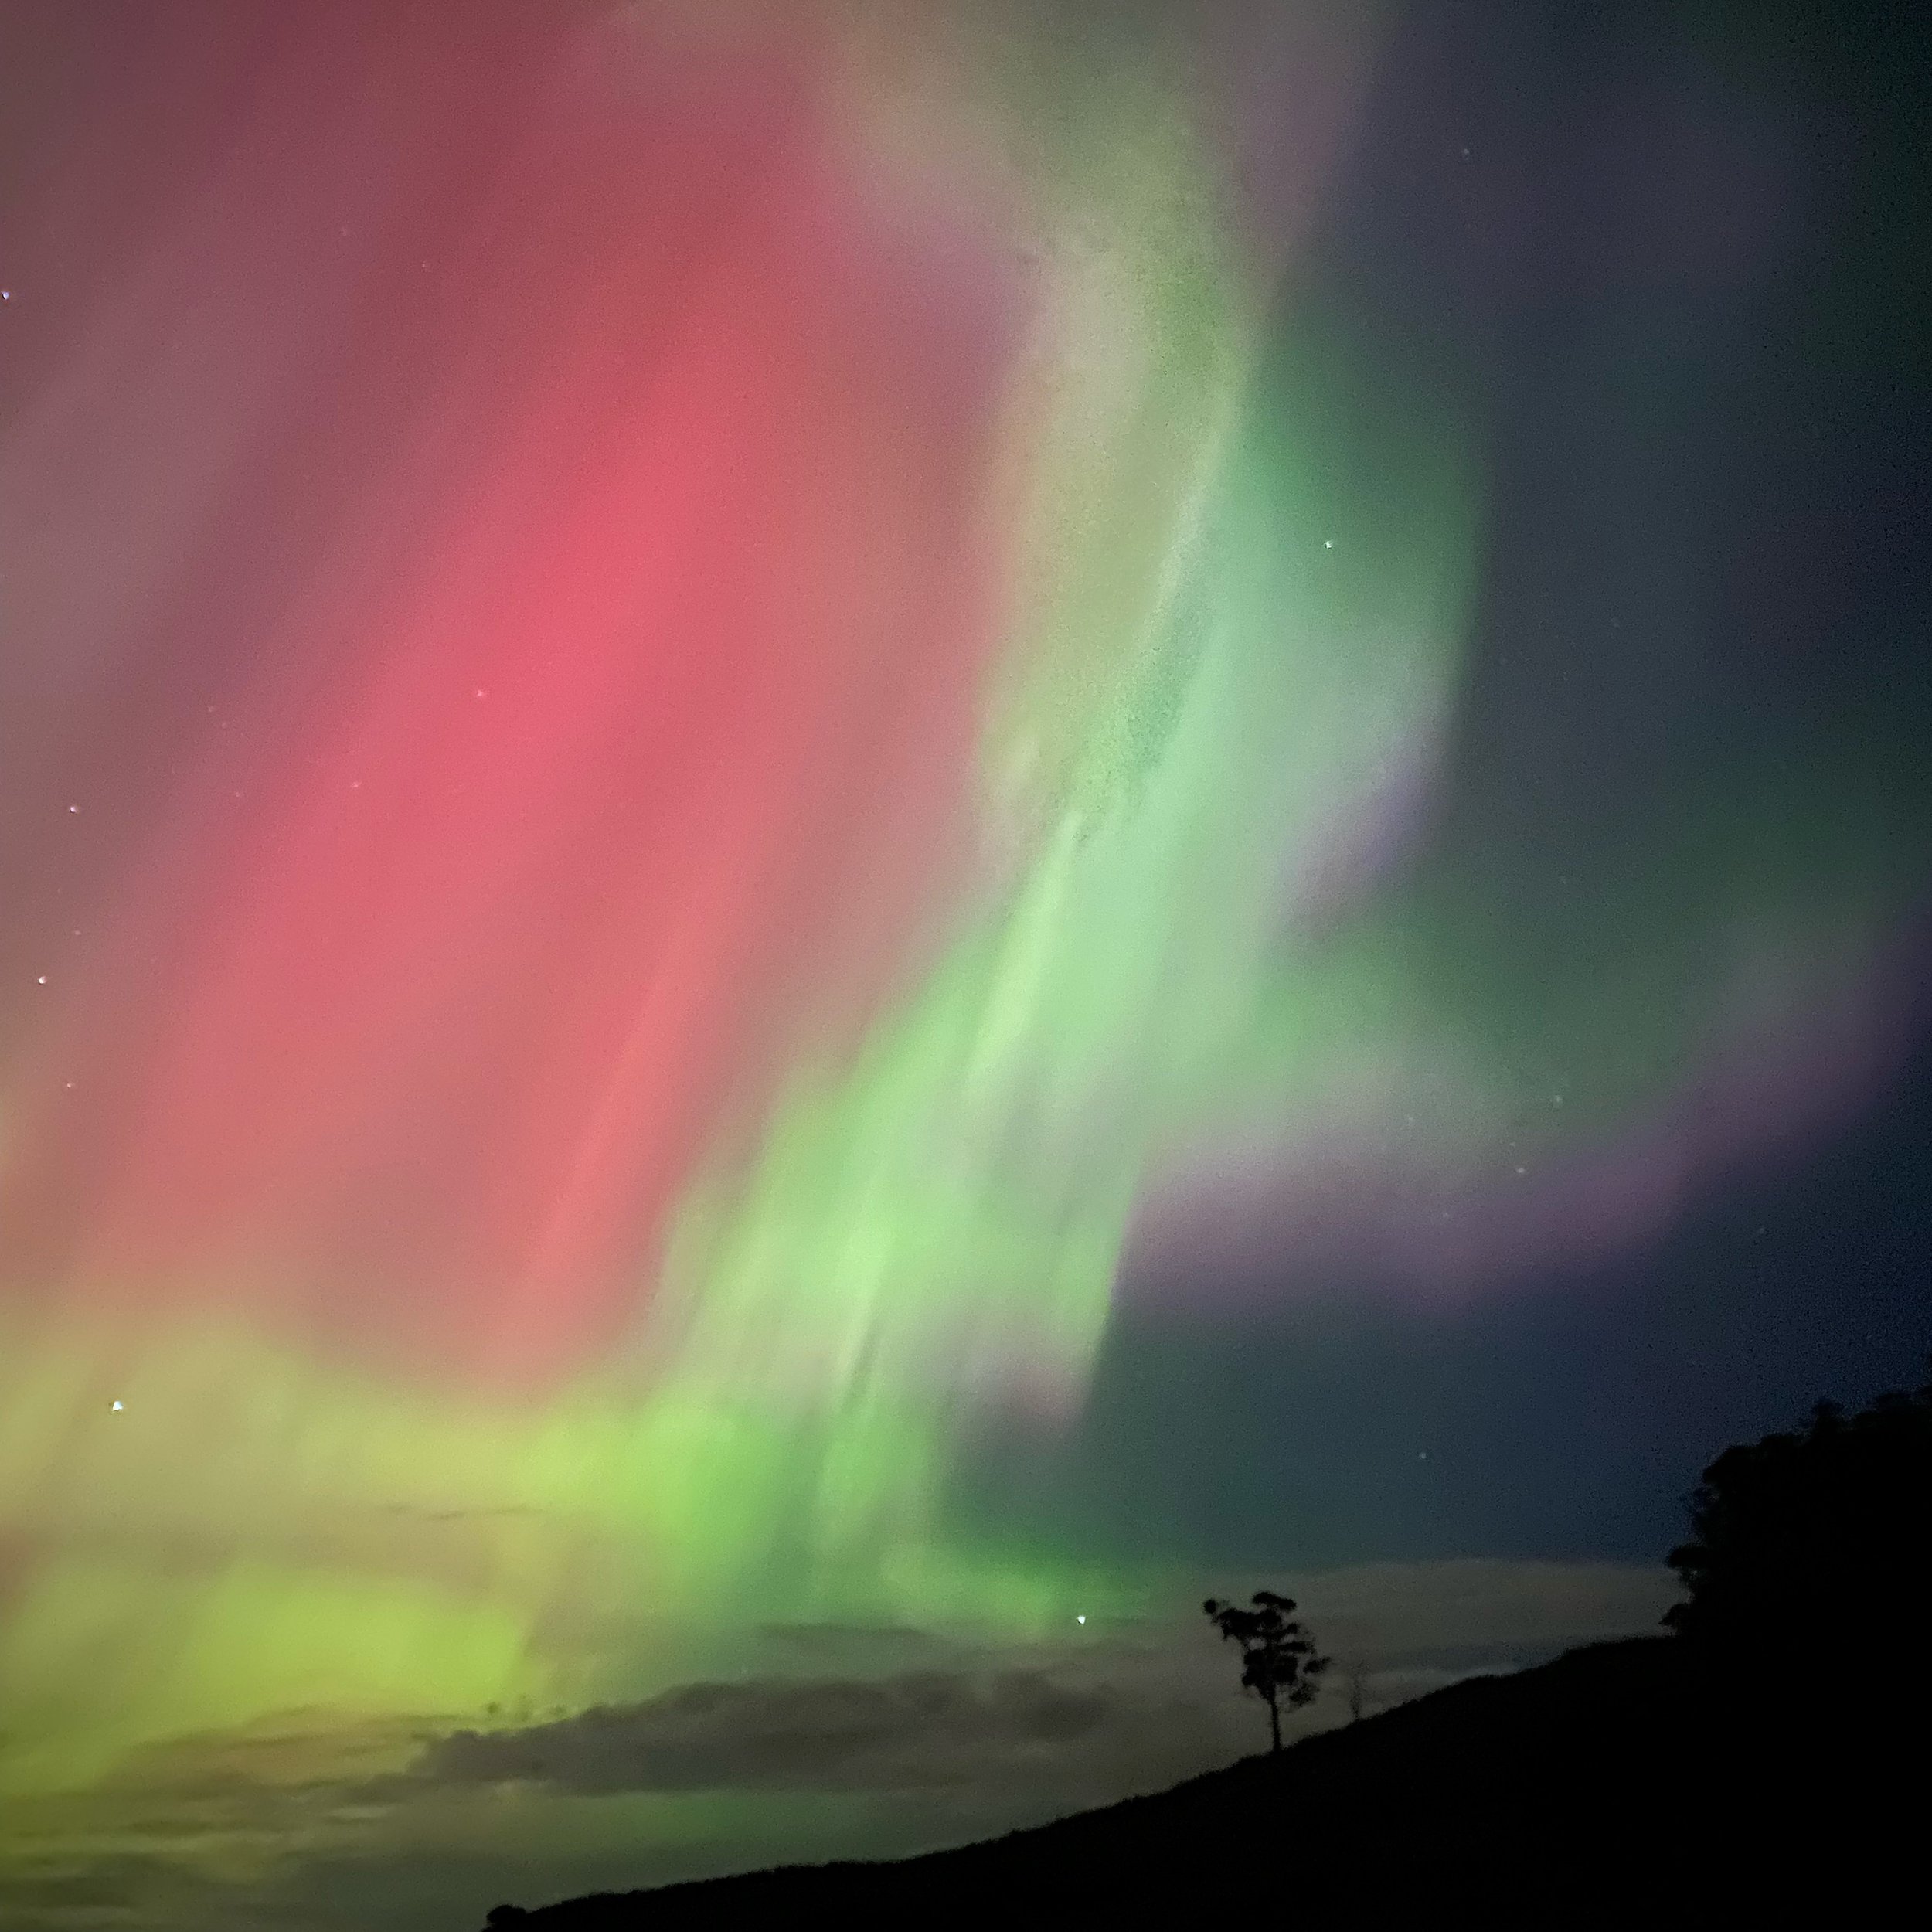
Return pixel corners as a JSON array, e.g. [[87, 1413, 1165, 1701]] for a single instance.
[[478, 1638, 1914, 1926]]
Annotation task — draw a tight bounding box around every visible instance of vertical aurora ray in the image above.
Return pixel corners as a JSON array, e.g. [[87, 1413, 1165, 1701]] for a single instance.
[[0, 1, 1456, 1791], [648, 294, 1482, 1580]]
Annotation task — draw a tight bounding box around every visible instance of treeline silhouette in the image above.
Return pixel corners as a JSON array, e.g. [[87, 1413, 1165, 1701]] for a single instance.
[[481, 1380, 1930, 1927], [1665, 1379, 1931, 1701]]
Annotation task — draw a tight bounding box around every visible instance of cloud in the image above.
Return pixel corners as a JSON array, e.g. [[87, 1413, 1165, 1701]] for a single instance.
[[1283, 1558, 1679, 1659], [1, 1560, 1678, 1929], [393, 1557, 1677, 1805], [0, 1853, 216, 1932], [410, 1668, 1126, 1795]]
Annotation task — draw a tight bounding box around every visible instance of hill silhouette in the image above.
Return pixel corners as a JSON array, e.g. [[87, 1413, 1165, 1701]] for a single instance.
[[478, 1634, 1915, 1927], [481, 1385, 1929, 1925]]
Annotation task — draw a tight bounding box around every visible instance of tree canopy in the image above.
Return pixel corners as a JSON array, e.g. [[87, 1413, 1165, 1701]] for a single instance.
[[1203, 1590, 1328, 1753], [1665, 1377, 1932, 1694]]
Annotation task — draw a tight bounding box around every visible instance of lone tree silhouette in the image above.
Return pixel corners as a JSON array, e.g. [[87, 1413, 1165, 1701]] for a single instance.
[[1665, 1376, 1932, 1698], [1204, 1590, 1328, 1753]]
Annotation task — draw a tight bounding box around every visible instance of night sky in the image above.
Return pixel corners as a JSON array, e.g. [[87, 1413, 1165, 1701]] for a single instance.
[[2, 3, 1927, 1927]]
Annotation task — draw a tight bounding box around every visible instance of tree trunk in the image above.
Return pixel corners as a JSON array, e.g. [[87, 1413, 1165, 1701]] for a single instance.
[[1267, 1692, 1282, 1753]]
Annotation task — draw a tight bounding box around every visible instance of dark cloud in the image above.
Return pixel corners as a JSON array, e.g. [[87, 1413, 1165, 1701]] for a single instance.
[[411, 1668, 1117, 1795], [403, 1558, 1675, 1804]]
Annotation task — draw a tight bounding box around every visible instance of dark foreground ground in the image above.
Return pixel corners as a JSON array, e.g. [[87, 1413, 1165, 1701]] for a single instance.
[[479, 1638, 1917, 1928]]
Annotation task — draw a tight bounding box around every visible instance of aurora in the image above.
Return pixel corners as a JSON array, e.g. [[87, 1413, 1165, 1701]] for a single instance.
[[1, 3, 1927, 1923]]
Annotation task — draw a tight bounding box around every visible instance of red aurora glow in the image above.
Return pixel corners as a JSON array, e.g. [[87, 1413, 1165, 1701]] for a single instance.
[[0, 4, 1020, 1381]]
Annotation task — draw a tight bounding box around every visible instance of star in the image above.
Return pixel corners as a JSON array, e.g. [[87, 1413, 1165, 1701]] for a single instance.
[[1076, 1614, 1086, 1625], [111, 1400, 124, 1413]]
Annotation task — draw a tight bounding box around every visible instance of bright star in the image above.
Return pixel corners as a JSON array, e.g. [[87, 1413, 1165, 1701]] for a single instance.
[[111, 1400, 124, 1412], [1076, 1614, 1086, 1625]]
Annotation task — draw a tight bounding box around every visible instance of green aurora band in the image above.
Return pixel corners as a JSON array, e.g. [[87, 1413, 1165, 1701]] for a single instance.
[[0, 9, 1481, 1796]]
